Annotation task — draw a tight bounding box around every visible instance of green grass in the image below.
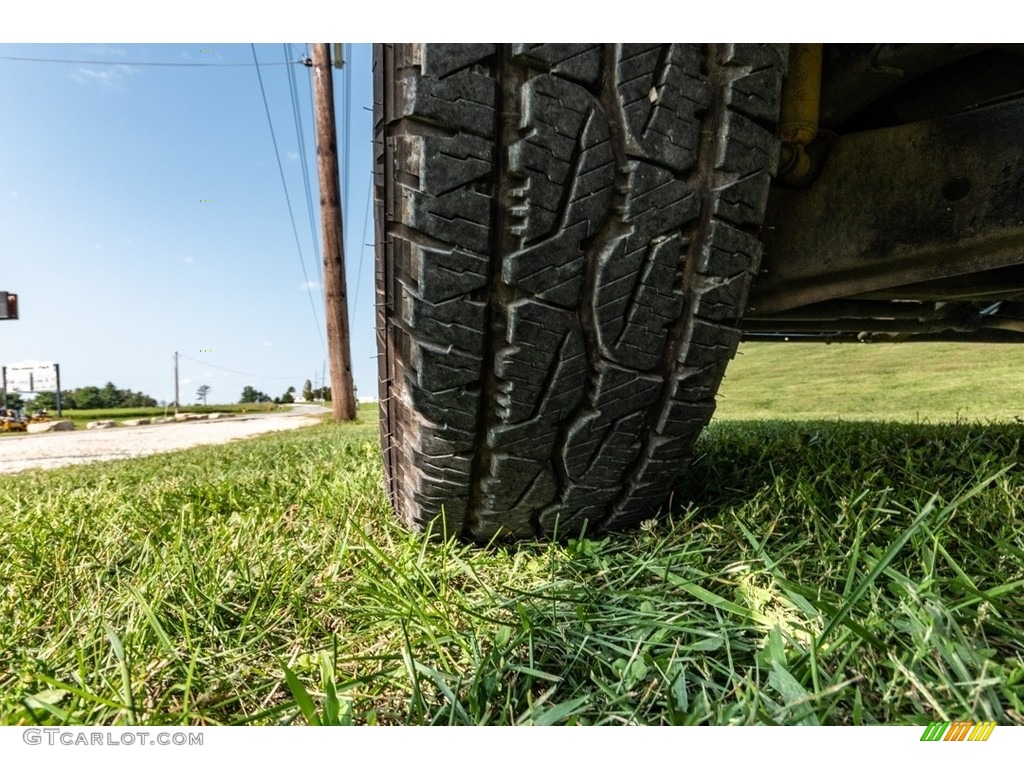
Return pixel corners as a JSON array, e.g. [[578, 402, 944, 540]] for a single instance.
[[717, 341, 1024, 422], [61, 404, 263, 419], [3, 404, 285, 433], [1, 400, 1021, 725]]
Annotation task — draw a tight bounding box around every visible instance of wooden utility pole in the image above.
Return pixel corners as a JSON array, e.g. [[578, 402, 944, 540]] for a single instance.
[[174, 351, 179, 416], [311, 43, 356, 421]]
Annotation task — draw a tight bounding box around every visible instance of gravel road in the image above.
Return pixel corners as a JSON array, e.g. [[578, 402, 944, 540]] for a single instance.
[[0, 405, 330, 475]]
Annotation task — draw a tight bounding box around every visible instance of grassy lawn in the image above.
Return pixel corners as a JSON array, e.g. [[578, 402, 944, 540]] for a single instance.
[[1, 403, 290, 434], [717, 341, 1024, 422], [1, 394, 1021, 724]]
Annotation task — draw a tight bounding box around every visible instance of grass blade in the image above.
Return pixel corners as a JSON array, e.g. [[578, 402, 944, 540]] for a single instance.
[[280, 662, 321, 726]]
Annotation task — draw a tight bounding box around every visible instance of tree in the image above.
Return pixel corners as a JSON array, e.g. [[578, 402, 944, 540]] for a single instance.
[[74, 386, 104, 409], [196, 384, 211, 405], [4, 393, 25, 410], [16, 382, 155, 412], [30, 392, 59, 410], [281, 386, 295, 404], [99, 382, 120, 409], [239, 386, 271, 404], [122, 389, 157, 407], [302, 379, 313, 402]]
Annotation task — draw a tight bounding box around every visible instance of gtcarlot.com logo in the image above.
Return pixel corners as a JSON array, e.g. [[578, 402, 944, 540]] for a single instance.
[[921, 721, 996, 742], [23, 729, 203, 747]]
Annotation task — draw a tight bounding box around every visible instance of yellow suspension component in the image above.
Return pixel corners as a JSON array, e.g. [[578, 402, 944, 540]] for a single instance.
[[778, 44, 823, 184]]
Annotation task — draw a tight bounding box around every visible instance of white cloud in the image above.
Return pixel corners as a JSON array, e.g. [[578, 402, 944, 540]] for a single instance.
[[74, 67, 114, 83], [300, 280, 320, 290], [183, 256, 195, 264], [8, 190, 19, 198], [286, 150, 299, 161], [69, 64, 138, 89], [261, 341, 273, 347]]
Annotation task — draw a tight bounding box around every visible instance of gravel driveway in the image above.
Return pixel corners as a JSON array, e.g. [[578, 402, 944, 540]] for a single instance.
[[0, 405, 329, 475]]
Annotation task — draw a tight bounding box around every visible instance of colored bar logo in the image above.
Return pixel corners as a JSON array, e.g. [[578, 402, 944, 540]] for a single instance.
[[921, 721, 996, 742]]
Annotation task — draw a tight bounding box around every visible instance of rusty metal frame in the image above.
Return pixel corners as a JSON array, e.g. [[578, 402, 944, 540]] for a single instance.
[[742, 298, 1024, 340], [819, 44, 991, 128], [750, 97, 1024, 321]]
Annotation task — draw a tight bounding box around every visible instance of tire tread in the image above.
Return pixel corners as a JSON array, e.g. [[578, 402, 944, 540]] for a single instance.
[[375, 43, 787, 540]]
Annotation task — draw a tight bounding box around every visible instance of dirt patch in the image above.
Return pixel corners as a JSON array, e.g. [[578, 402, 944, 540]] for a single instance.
[[0, 407, 327, 475]]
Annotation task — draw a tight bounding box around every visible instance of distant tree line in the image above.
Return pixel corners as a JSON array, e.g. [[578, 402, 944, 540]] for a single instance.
[[301, 379, 331, 402], [239, 386, 272, 404], [238, 385, 299, 405], [28, 382, 157, 410], [4, 392, 26, 410]]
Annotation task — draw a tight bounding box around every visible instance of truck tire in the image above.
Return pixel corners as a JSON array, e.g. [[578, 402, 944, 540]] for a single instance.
[[374, 44, 787, 541]]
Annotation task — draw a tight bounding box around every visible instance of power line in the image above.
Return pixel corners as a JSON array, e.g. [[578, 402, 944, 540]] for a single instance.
[[284, 43, 323, 287], [0, 54, 300, 67], [250, 43, 326, 355], [353, 176, 373, 318], [179, 354, 304, 381]]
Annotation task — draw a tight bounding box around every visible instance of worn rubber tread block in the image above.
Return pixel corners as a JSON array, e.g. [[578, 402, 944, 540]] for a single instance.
[[696, 219, 764, 277], [512, 44, 602, 85], [594, 232, 686, 370], [404, 133, 492, 197], [501, 223, 592, 309], [403, 68, 497, 138], [422, 44, 496, 78], [415, 245, 490, 303], [403, 186, 492, 254], [493, 300, 587, 424], [691, 272, 759, 322], [666, 363, 730, 405], [722, 44, 789, 123], [615, 43, 710, 172], [538, 483, 620, 534], [711, 171, 773, 229], [716, 110, 780, 177], [480, 455, 557, 513], [592, 162, 698, 369], [399, 286, 486, 356], [509, 75, 615, 242]]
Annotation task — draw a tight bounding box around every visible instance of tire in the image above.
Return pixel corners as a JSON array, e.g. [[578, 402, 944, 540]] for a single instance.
[[374, 43, 787, 541]]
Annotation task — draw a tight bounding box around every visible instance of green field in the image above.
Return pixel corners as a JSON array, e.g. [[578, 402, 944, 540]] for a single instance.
[[1, 389, 1021, 725], [717, 341, 1024, 422], [2, 403, 288, 434]]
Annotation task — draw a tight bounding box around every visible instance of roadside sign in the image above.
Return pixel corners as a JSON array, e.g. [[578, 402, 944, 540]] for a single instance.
[[6, 361, 58, 393]]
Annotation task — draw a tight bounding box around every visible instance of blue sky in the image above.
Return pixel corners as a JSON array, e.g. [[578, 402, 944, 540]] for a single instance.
[[1, 43, 375, 405]]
